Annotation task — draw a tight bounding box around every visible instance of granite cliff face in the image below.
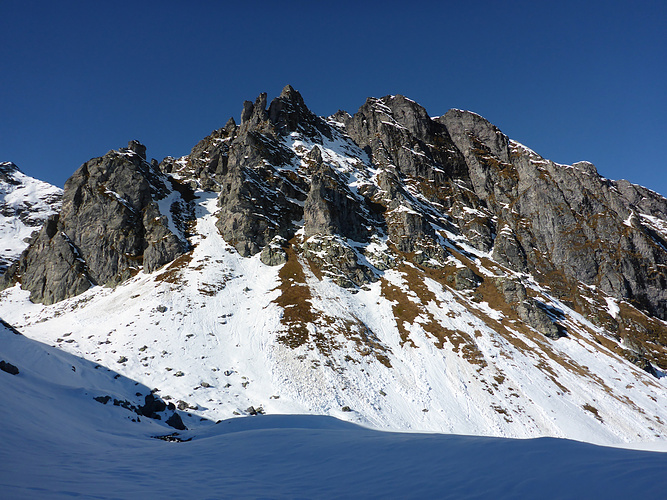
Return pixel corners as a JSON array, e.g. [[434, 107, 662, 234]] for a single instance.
[[2, 86, 667, 375]]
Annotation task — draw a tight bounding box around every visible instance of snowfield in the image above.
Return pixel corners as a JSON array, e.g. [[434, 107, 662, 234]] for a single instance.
[[1, 323, 667, 499]]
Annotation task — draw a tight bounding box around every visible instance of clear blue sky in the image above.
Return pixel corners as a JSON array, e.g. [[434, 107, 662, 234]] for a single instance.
[[2, 1, 666, 196]]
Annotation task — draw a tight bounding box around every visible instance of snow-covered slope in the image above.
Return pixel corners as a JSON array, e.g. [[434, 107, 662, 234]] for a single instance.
[[2, 322, 667, 499], [0, 162, 62, 272], [1, 189, 665, 447]]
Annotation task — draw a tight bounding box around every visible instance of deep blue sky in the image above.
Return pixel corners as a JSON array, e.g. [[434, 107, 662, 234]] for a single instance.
[[2, 1, 666, 196]]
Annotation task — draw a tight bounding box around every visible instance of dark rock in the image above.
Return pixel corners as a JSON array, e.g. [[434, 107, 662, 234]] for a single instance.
[[496, 279, 563, 339], [140, 393, 167, 418], [246, 405, 264, 416], [448, 267, 483, 291], [491, 226, 528, 272], [342, 95, 468, 181], [0, 360, 19, 375], [0, 161, 21, 184], [213, 89, 317, 257], [304, 164, 369, 242], [214, 136, 301, 256], [126, 140, 147, 160], [1, 144, 191, 304], [302, 236, 375, 287], [443, 111, 667, 321], [241, 100, 255, 124], [94, 395, 111, 404], [165, 412, 187, 430], [267, 85, 332, 139], [162, 124, 237, 192], [622, 351, 658, 377]]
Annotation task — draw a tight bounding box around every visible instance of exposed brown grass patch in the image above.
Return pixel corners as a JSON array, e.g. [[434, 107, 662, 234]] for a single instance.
[[491, 403, 513, 423], [617, 302, 667, 370], [275, 243, 316, 349], [275, 242, 391, 366], [154, 251, 194, 284], [380, 279, 420, 348], [582, 403, 604, 422], [380, 263, 487, 367]]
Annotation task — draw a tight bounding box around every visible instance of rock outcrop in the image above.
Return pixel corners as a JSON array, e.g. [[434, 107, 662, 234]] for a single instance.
[[442, 109, 667, 321], [164, 88, 667, 326], [1, 142, 191, 304]]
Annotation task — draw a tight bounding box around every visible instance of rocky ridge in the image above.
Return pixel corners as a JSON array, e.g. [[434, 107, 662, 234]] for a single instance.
[[1, 86, 667, 443], [3, 86, 667, 368]]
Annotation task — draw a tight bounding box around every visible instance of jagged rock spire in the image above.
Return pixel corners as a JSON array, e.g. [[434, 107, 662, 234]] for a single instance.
[[126, 140, 147, 160]]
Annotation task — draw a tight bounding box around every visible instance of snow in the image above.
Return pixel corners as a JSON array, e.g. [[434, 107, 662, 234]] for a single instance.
[[381, 120, 409, 130], [286, 128, 376, 198], [0, 165, 62, 267], [104, 189, 135, 212], [1, 177, 665, 449], [2, 321, 667, 499], [640, 213, 667, 247], [605, 296, 620, 319], [624, 212, 635, 227], [509, 139, 543, 160]]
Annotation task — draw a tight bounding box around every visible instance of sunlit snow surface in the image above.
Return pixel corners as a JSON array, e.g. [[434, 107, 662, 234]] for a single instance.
[[1, 323, 667, 499], [0, 164, 62, 269]]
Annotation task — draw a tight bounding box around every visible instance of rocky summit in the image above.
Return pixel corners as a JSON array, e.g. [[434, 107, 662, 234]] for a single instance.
[[1, 142, 192, 304], [1, 85, 667, 445]]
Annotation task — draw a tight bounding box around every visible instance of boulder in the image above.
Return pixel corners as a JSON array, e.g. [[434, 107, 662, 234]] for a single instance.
[[165, 412, 187, 430], [0, 360, 19, 375], [260, 236, 288, 266]]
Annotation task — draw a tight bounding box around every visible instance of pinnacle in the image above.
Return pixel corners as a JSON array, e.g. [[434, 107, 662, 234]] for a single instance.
[[0, 161, 19, 173], [127, 140, 147, 160], [280, 84, 296, 97]]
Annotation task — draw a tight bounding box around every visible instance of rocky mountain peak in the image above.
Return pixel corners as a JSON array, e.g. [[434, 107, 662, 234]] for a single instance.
[[440, 109, 510, 163], [2, 87, 667, 450], [3, 86, 667, 380], [267, 84, 331, 139], [125, 140, 147, 160], [240, 92, 269, 128], [0, 161, 20, 183], [369, 94, 434, 138], [1, 144, 191, 304]]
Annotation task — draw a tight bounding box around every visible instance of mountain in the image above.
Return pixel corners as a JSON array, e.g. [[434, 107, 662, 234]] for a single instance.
[[1, 85, 666, 459], [0, 161, 62, 273]]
